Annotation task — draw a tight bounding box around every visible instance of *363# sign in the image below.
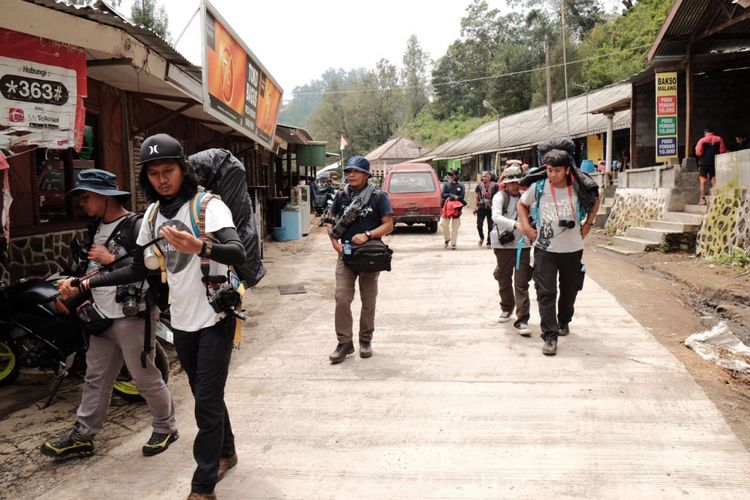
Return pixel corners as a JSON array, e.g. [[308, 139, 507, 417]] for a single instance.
[[0, 28, 87, 150]]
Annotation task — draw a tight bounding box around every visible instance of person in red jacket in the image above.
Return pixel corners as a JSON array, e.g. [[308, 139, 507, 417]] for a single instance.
[[695, 126, 727, 204]]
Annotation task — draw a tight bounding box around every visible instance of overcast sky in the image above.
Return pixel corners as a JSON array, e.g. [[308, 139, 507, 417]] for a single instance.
[[116, 0, 625, 100]]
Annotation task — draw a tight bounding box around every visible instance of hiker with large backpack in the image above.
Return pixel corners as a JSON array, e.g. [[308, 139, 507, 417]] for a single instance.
[[517, 148, 600, 356], [75, 134, 245, 500], [45, 169, 177, 459], [490, 165, 532, 336], [695, 126, 727, 204]]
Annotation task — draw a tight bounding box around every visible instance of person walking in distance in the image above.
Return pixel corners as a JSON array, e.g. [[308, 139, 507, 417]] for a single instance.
[[490, 165, 532, 335], [695, 126, 727, 204], [474, 170, 499, 247], [68, 134, 246, 500], [517, 150, 600, 356], [43, 169, 178, 459], [441, 170, 465, 249], [327, 156, 394, 363]]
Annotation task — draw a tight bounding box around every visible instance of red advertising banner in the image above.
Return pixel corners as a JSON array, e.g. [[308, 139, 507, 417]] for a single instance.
[[0, 28, 87, 150]]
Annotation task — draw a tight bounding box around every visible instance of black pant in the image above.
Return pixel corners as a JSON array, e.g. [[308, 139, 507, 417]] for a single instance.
[[476, 205, 492, 242], [532, 248, 584, 340], [173, 317, 236, 494]]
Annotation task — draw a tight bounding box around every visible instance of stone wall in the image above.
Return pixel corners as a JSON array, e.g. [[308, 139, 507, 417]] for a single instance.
[[0, 229, 85, 284], [716, 149, 750, 189], [697, 187, 750, 261], [604, 188, 670, 235]]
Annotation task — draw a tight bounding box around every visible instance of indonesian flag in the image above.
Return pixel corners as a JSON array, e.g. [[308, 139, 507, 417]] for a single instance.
[[340, 135, 349, 150]]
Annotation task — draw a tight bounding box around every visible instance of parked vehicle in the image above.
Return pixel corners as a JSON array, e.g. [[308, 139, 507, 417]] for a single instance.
[[382, 163, 442, 233], [0, 277, 171, 406], [314, 179, 336, 216]]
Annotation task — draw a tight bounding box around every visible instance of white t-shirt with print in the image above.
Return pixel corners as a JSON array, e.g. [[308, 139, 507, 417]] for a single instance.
[[521, 180, 583, 253], [137, 198, 235, 332]]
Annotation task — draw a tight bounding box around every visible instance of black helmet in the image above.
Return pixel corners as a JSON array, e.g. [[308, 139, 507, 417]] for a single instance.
[[137, 133, 184, 165]]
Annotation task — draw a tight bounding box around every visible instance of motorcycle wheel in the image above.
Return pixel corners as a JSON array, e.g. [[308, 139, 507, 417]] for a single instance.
[[0, 340, 20, 386], [112, 342, 170, 402]]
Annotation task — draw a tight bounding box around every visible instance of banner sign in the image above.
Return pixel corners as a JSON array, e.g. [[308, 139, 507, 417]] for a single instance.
[[655, 71, 678, 162], [0, 28, 86, 150], [201, 0, 283, 151]]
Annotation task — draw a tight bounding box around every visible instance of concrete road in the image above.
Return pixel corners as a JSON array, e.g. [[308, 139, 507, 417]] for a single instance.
[[31, 219, 750, 499]]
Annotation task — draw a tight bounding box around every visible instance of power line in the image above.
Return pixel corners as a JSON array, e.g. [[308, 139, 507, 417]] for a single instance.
[[286, 42, 653, 99]]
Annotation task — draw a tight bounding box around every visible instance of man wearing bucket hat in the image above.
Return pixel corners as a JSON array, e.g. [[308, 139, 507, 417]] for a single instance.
[[42, 169, 178, 459], [327, 155, 393, 363], [490, 165, 532, 335], [70, 134, 246, 500]]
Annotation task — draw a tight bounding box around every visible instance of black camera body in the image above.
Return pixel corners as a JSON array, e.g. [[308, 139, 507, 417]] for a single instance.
[[499, 229, 515, 244], [208, 287, 242, 314], [115, 284, 140, 317], [558, 219, 576, 229]]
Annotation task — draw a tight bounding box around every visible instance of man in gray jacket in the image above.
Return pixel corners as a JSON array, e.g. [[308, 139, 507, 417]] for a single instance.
[[490, 165, 532, 335]]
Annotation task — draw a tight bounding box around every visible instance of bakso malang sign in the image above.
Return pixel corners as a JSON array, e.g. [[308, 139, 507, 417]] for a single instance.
[[655, 72, 678, 163]]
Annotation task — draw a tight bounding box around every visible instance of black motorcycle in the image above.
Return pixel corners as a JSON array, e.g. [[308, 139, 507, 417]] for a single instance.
[[0, 277, 171, 407], [314, 182, 336, 216]]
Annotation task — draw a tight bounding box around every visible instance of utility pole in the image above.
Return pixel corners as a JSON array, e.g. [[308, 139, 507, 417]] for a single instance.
[[483, 99, 501, 174], [545, 35, 553, 124], [560, 1, 570, 134]]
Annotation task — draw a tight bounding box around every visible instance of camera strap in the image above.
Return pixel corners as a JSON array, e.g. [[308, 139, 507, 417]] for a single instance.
[[549, 181, 577, 222]]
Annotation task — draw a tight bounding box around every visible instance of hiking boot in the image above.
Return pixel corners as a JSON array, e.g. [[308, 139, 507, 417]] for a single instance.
[[218, 452, 238, 482], [451, 243, 457, 250], [542, 338, 558, 356], [142, 430, 179, 457], [486, 240, 491, 248], [498, 311, 512, 323], [558, 324, 570, 336], [444, 240, 449, 248], [329, 342, 354, 364], [359, 341, 373, 359], [187, 492, 216, 500], [515, 322, 531, 337], [40, 425, 94, 458], [478, 239, 483, 246]]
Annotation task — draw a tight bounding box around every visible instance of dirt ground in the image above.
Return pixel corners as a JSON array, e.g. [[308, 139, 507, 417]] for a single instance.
[[586, 232, 750, 449]]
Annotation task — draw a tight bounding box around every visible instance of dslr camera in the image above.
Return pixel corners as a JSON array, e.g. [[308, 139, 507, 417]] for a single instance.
[[498, 229, 515, 244], [115, 284, 140, 317], [558, 219, 576, 229], [208, 286, 242, 314]]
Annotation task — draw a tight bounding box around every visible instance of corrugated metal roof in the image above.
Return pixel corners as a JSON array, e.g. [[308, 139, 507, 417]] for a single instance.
[[275, 124, 316, 145], [648, 0, 750, 60], [429, 82, 631, 160], [365, 136, 426, 161], [24, 0, 202, 79]]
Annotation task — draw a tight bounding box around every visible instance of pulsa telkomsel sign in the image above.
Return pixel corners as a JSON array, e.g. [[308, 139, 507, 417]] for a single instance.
[[200, 0, 283, 151], [655, 72, 678, 162]]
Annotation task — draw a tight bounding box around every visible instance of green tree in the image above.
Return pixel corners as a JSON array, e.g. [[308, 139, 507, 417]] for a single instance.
[[401, 35, 431, 121], [131, 0, 170, 42], [578, 0, 672, 88]]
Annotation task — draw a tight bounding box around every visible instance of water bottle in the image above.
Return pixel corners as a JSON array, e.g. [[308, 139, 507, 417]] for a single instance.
[[343, 240, 352, 255], [143, 245, 160, 270]]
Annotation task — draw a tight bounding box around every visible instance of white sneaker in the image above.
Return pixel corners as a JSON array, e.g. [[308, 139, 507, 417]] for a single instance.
[[498, 311, 512, 323], [515, 322, 531, 336]]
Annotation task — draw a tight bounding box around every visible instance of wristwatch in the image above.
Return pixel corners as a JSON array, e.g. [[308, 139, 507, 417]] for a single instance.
[[365, 230, 372, 240]]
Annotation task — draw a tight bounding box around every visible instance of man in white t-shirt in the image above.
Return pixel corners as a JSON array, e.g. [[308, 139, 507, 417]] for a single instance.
[[43, 169, 177, 459], [517, 150, 599, 356], [74, 135, 246, 500]]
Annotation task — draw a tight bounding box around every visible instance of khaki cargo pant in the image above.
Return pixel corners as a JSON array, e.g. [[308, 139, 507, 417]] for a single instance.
[[335, 257, 379, 345], [441, 216, 461, 246]]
